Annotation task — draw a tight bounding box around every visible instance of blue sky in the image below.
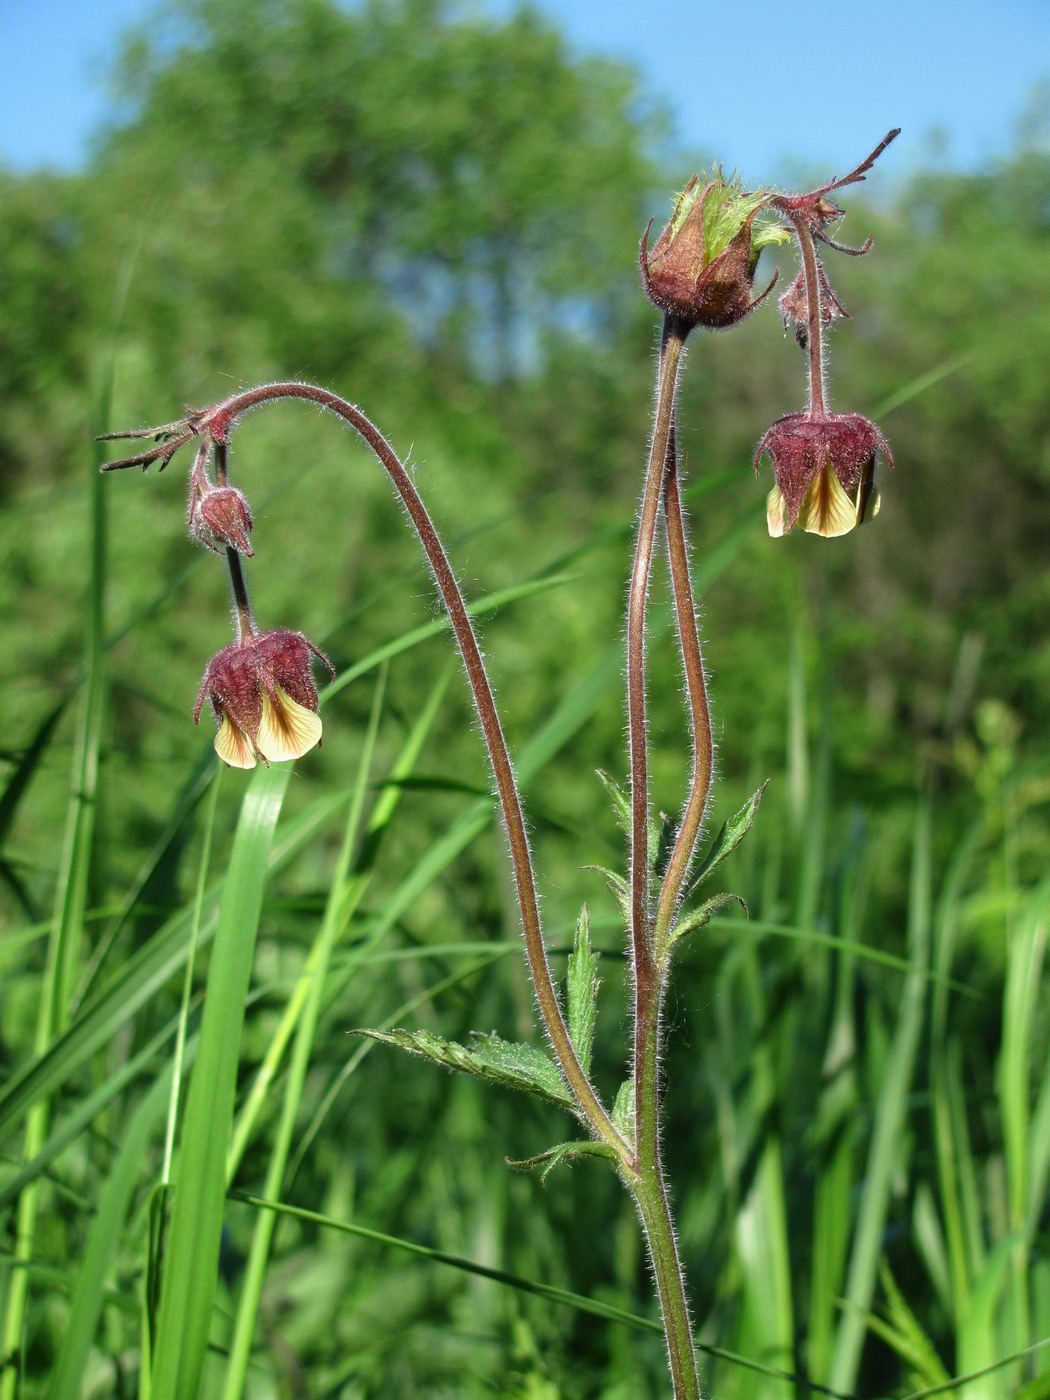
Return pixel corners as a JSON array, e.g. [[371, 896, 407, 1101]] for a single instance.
[[1, 0, 1047, 182]]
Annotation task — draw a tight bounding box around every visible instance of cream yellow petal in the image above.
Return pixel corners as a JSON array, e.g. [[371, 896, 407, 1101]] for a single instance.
[[256, 688, 323, 762], [215, 714, 257, 769], [766, 485, 788, 537], [797, 465, 858, 538]]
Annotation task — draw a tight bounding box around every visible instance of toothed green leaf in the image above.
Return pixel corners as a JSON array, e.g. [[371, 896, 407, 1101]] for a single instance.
[[666, 891, 748, 954], [584, 864, 631, 924], [689, 782, 767, 892], [596, 769, 661, 870], [596, 769, 631, 835], [507, 1140, 619, 1181], [352, 1028, 574, 1109], [566, 906, 600, 1076], [611, 1078, 635, 1144]]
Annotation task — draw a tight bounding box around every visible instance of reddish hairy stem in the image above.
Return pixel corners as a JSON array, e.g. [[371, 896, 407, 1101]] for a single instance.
[[654, 425, 714, 956], [212, 443, 257, 642], [118, 382, 621, 1151], [626, 321, 688, 980], [791, 217, 827, 417], [625, 321, 702, 1400]]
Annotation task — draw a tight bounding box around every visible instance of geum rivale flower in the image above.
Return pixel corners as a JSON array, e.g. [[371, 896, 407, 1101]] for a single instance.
[[194, 628, 336, 769], [756, 411, 892, 538]]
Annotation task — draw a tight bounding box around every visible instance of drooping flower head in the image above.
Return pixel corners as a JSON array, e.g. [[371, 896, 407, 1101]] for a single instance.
[[756, 411, 892, 538], [186, 437, 255, 556], [194, 628, 336, 769], [640, 174, 789, 332], [189, 484, 255, 556], [755, 131, 900, 537]]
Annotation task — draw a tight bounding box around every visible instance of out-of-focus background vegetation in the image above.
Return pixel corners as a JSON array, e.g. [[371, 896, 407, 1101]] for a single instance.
[[3, 0, 1050, 1395]]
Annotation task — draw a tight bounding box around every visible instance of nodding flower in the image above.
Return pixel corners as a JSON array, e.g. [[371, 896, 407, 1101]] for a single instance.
[[193, 628, 336, 769], [756, 410, 892, 539], [189, 484, 255, 557], [756, 132, 900, 537]]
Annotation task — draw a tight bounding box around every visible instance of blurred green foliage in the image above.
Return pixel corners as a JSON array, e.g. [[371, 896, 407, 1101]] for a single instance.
[[3, 0, 1050, 1394]]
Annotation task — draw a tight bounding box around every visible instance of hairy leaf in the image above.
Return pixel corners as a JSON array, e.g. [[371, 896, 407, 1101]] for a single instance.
[[354, 1028, 574, 1110], [689, 782, 767, 891], [666, 891, 748, 953], [584, 864, 631, 924], [596, 769, 661, 870], [507, 1140, 619, 1181], [611, 1078, 635, 1144], [566, 906, 600, 1075]]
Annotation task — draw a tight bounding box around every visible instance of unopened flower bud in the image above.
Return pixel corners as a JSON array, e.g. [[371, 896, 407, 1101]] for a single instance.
[[189, 485, 255, 557], [193, 628, 336, 769], [641, 175, 787, 331], [778, 261, 848, 349], [755, 411, 892, 538]]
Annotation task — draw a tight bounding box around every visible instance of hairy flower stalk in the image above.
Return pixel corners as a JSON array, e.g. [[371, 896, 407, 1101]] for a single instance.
[[656, 421, 714, 956], [757, 130, 900, 537], [101, 385, 623, 1154]]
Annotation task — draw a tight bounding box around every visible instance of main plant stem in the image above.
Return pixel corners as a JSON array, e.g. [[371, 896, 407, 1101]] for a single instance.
[[624, 316, 703, 1400]]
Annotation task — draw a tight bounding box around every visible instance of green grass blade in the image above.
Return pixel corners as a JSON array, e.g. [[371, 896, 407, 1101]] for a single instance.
[[928, 820, 986, 1325], [898, 1335, 1050, 1400], [0, 1014, 186, 1213], [149, 762, 290, 1400], [828, 802, 933, 1395], [226, 665, 452, 1177], [1025, 1036, 1050, 1241], [998, 883, 1050, 1231], [954, 1234, 1018, 1399], [220, 671, 392, 1398], [322, 575, 576, 705], [806, 849, 867, 1380], [228, 1192, 854, 1396], [734, 1135, 795, 1397], [46, 1071, 172, 1400], [997, 879, 1050, 1367], [288, 950, 509, 1182], [73, 751, 216, 1010], [0, 699, 67, 920]]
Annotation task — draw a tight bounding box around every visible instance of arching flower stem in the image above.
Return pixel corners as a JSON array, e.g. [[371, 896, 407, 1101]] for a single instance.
[[104, 381, 623, 1155]]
